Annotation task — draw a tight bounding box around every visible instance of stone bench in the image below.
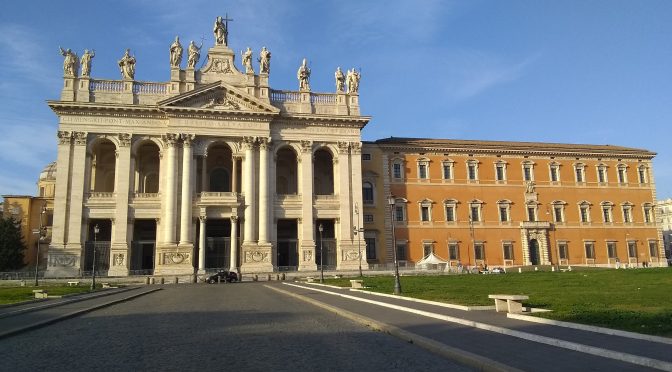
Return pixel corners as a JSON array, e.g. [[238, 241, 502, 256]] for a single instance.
[[33, 289, 48, 299], [488, 294, 529, 314], [350, 279, 364, 289], [67, 281, 81, 286], [305, 277, 315, 283], [101, 282, 113, 288]]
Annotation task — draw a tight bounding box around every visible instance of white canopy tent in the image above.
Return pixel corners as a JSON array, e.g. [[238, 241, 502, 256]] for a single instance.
[[416, 251, 448, 270]]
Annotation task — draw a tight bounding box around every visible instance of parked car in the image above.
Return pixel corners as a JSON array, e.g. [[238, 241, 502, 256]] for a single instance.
[[206, 270, 238, 283]]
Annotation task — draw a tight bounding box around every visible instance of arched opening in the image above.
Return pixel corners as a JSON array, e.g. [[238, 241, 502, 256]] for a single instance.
[[210, 168, 230, 192], [363, 181, 374, 204], [135, 141, 160, 193], [91, 140, 117, 192], [206, 143, 233, 192], [529, 239, 540, 265], [314, 149, 334, 195], [276, 147, 298, 195]]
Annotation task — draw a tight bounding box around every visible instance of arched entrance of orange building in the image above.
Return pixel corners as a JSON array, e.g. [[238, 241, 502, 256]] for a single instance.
[[529, 239, 540, 266]]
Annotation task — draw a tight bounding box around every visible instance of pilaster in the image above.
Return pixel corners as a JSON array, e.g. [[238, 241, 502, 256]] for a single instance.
[[179, 134, 195, 248], [66, 132, 88, 251], [60, 77, 76, 101], [109, 133, 132, 276], [198, 215, 206, 274], [298, 140, 317, 271], [76, 78, 91, 102], [161, 133, 179, 246], [230, 215, 239, 271]]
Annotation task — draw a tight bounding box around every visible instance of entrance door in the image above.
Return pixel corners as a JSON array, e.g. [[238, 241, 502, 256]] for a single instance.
[[205, 219, 231, 269], [529, 239, 540, 265], [316, 219, 337, 269], [277, 219, 298, 271], [131, 240, 155, 274]]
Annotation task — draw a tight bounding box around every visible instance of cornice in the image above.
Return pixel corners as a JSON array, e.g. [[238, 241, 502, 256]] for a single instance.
[[278, 112, 370, 127]]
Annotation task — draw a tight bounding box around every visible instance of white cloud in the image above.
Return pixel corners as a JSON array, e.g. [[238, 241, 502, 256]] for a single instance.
[[0, 24, 58, 87]]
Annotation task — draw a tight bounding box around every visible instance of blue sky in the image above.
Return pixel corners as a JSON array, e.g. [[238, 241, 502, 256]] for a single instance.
[[1, 0, 670, 199]]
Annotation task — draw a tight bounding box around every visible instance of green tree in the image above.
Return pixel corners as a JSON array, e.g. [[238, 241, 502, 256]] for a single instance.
[[0, 217, 26, 270]]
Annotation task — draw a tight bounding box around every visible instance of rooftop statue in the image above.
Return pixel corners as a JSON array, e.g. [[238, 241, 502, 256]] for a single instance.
[[242, 47, 253, 74], [335, 67, 345, 92], [187, 41, 202, 69], [213, 15, 229, 46], [297, 58, 311, 91], [170, 36, 183, 68], [80, 49, 95, 77], [118, 49, 136, 80], [59, 47, 78, 77], [258, 46, 271, 74], [346, 68, 361, 94]]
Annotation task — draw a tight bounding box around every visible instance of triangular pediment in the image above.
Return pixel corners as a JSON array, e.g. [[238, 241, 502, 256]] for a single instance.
[[157, 81, 279, 114]]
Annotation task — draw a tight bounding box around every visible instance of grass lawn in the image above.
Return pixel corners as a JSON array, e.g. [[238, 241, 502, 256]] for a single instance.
[[0, 285, 92, 305], [326, 268, 672, 337]]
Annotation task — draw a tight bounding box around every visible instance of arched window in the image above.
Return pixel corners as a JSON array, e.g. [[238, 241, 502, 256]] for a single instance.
[[363, 182, 374, 205]]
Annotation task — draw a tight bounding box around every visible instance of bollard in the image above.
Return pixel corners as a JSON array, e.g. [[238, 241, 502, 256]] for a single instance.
[[150, 277, 155, 284], [218, 275, 221, 284], [267, 274, 271, 281], [145, 277, 151, 285], [174, 276, 178, 284], [281, 273, 286, 281], [253, 274, 258, 282], [518, 268, 522, 273], [551, 266, 555, 272], [160, 277, 165, 285], [276, 274, 280, 281]]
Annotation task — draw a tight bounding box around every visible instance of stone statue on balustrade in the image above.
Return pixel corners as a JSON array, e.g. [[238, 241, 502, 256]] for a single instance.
[[118, 49, 136, 80], [335, 67, 345, 92], [297, 58, 311, 91], [258, 46, 271, 74], [241, 47, 253, 74], [213, 16, 228, 46], [170, 36, 183, 68], [187, 41, 202, 69], [59, 47, 78, 77], [346, 68, 361, 94], [80, 49, 95, 77]]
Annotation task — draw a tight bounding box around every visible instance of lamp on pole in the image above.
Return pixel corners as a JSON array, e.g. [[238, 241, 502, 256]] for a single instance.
[[91, 224, 99, 291], [34, 204, 47, 287], [387, 195, 402, 295], [354, 202, 363, 277], [318, 223, 324, 283]]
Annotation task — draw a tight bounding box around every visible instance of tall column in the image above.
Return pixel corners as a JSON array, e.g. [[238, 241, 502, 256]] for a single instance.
[[350, 142, 367, 269], [299, 140, 317, 271], [179, 134, 195, 246], [162, 133, 179, 245], [109, 133, 132, 276], [51, 131, 72, 249], [198, 216, 206, 272], [201, 155, 208, 192], [230, 215, 238, 270], [66, 132, 88, 250], [242, 137, 257, 245], [231, 156, 239, 193], [258, 138, 270, 245]]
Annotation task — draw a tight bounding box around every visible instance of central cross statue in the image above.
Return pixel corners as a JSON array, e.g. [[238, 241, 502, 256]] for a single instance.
[[213, 14, 234, 46]]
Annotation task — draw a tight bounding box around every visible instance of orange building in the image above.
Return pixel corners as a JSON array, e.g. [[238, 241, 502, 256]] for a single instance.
[[361, 138, 664, 269]]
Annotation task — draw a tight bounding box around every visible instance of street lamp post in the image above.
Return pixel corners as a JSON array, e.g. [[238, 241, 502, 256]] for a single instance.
[[34, 204, 47, 287], [318, 223, 324, 283], [91, 224, 99, 291], [387, 195, 402, 295], [354, 203, 363, 277]]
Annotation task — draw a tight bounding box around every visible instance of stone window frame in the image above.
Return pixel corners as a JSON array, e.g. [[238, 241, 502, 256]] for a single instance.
[[396, 240, 408, 261], [557, 241, 569, 260], [617, 163, 628, 185], [584, 240, 596, 260], [393, 197, 408, 223], [606, 240, 618, 259], [474, 241, 486, 261], [418, 198, 434, 223], [521, 160, 535, 182], [627, 240, 637, 258], [363, 214, 374, 224], [648, 240, 659, 258], [416, 157, 430, 181], [466, 159, 479, 183], [441, 159, 455, 182], [443, 199, 458, 223], [502, 241, 514, 261], [362, 181, 375, 205], [578, 200, 591, 224], [549, 161, 561, 184], [422, 240, 435, 256], [469, 199, 484, 223], [642, 203, 654, 224], [448, 241, 460, 260], [574, 162, 586, 184], [621, 202, 634, 224], [364, 232, 377, 260], [600, 201, 614, 224], [494, 160, 508, 183], [596, 163, 608, 186], [525, 200, 539, 222], [550, 200, 566, 224], [391, 157, 405, 181], [638, 164, 649, 184], [497, 199, 512, 223], [362, 153, 372, 161]]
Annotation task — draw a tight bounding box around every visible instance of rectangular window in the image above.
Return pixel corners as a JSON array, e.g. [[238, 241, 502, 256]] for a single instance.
[[628, 242, 637, 258], [644, 207, 652, 223], [554, 206, 563, 222], [396, 242, 407, 260], [40, 187, 45, 197], [445, 206, 455, 222], [365, 237, 376, 259], [448, 243, 459, 260], [649, 241, 658, 257], [474, 243, 485, 260], [558, 242, 568, 259], [639, 168, 647, 183], [470, 206, 479, 222], [499, 206, 509, 222], [468, 164, 477, 180], [603, 207, 611, 223], [363, 186, 374, 205], [580, 206, 589, 223], [395, 206, 404, 222], [527, 207, 536, 222], [503, 243, 514, 260], [576, 168, 584, 183], [418, 164, 427, 179], [623, 207, 632, 223], [523, 166, 532, 181], [363, 214, 374, 223], [584, 242, 595, 259], [423, 243, 433, 256], [421, 206, 430, 221], [550, 166, 559, 182], [443, 165, 452, 180], [618, 168, 626, 183], [362, 153, 371, 161], [496, 165, 505, 181], [393, 163, 402, 179], [598, 168, 606, 183], [607, 242, 617, 258]]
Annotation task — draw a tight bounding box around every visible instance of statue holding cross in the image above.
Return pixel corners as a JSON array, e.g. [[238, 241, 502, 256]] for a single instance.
[[213, 14, 233, 46]]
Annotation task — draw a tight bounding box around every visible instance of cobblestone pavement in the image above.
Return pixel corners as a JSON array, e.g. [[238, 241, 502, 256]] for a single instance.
[[0, 282, 473, 372]]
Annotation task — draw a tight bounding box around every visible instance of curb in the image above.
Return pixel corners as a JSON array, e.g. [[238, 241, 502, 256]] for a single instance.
[[348, 287, 495, 311], [0, 287, 162, 340], [265, 284, 520, 372]]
